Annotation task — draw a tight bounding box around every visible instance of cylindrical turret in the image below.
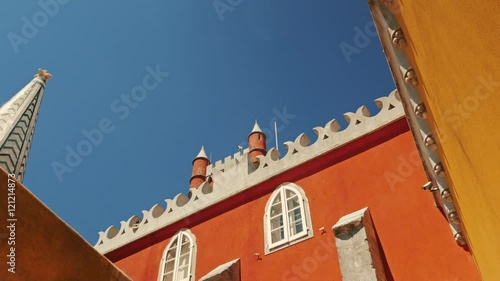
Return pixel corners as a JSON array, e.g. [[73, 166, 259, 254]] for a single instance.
[[248, 121, 267, 163], [189, 146, 210, 188]]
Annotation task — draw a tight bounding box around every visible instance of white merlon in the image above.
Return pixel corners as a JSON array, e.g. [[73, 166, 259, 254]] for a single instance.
[[94, 90, 405, 254], [206, 148, 249, 175]]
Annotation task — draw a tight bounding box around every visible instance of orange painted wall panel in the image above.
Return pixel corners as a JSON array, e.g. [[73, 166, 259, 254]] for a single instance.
[[115, 130, 479, 280], [0, 169, 131, 281]]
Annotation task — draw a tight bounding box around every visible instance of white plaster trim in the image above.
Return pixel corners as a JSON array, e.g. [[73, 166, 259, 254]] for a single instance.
[[199, 258, 239, 281], [94, 91, 405, 254], [332, 207, 368, 229]]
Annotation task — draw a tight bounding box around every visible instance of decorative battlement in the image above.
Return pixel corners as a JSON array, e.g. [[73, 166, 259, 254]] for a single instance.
[[206, 148, 249, 175], [94, 90, 405, 254]]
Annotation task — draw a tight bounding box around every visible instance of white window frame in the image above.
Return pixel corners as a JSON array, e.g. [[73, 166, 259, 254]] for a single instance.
[[264, 183, 314, 254], [158, 229, 197, 281]]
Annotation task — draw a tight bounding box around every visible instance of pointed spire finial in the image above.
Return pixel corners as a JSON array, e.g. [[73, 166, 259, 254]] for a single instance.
[[0, 70, 49, 182], [196, 145, 208, 159], [251, 120, 263, 134], [34, 68, 52, 81]]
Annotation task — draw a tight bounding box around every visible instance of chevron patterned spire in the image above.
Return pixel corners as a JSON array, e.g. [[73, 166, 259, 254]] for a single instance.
[[0, 69, 51, 183]]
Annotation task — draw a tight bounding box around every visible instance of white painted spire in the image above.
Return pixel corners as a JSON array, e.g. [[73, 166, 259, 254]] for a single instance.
[[0, 69, 51, 182], [251, 120, 263, 134], [196, 145, 208, 159]]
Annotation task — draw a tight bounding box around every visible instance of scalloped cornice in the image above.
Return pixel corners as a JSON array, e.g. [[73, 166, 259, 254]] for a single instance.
[[94, 90, 404, 254]]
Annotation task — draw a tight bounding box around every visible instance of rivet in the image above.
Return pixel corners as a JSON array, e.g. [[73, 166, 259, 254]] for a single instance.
[[391, 28, 407, 48], [424, 134, 437, 151], [404, 69, 418, 86], [448, 211, 460, 225], [414, 103, 428, 119], [441, 189, 453, 203], [454, 233, 467, 246], [434, 163, 445, 177]]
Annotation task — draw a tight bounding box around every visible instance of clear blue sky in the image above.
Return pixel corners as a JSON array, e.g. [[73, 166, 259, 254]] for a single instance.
[[0, 1, 395, 243]]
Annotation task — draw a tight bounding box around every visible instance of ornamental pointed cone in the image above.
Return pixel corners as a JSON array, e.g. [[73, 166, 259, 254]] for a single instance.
[[0, 69, 51, 183], [195, 145, 208, 160], [251, 120, 263, 134]]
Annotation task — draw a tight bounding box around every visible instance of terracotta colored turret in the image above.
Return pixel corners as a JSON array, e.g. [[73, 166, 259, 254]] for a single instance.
[[248, 121, 267, 164], [189, 146, 210, 188]]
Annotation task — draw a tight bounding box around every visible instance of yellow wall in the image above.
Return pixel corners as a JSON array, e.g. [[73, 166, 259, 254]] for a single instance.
[[392, 1, 500, 280]]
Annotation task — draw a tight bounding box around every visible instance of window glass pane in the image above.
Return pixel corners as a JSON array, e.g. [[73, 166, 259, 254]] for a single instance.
[[270, 215, 284, 230], [286, 195, 300, 210], [181, 235, 189, 245], [164, 259, 175, 274], [272, 194, 281, 205], [178, 253, 189, 266], [162, 272, 173, 281], [289, 221, 303, 236], [180, 241, 190, 256], [271, 227, 285, 243], [178, 266, 189, 280], [170, 238, 178, 248], [288, 208, 302, 223], [178, 260, 190, 280], [166, 247, 177, 260], [270, 202, 282, 217], [285, 189, 296, 199]]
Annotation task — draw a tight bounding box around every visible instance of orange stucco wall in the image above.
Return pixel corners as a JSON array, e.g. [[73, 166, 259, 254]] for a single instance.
[[388, 2, 500, 280], [113, 123, 480, 280], [0, 169, 131, 281]]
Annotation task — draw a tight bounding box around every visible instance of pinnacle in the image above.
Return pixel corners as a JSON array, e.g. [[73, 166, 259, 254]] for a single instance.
[[251, 120, 263, 134], [196, 145, 208, 159]]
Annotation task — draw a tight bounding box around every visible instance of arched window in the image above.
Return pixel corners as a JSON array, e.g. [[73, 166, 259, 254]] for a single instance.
[[158, 229, 196, 281], [264, 183, 313, 254]]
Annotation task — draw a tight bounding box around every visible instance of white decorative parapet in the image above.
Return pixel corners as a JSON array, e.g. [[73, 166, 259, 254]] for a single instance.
[[94, 91, 405, 254], [207, 148, 249, 175]]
